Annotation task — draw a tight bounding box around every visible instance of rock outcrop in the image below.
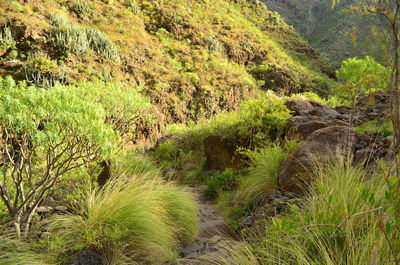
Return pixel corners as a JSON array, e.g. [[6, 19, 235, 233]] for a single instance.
[[278, 126, 355, 194], [280, 98, 391, 194]]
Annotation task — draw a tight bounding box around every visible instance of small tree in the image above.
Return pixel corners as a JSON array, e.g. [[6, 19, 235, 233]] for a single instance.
[[332, 0, 400, 158], [336, 56, 389, 125], [66, 81, 152, 185], [0, 76, 117, 238]]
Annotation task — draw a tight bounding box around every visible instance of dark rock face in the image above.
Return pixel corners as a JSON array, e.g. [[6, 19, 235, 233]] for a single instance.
[[204, 135, 244, 171], [278, 126, 356, 194], [66, 250, 106, 265]]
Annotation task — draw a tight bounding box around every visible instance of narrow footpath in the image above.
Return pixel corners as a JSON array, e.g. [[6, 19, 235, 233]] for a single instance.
[[171, 185, 235, 265]]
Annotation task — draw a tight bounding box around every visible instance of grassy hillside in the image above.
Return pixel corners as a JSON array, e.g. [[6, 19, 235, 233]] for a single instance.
[[0, 0, 332, 137]]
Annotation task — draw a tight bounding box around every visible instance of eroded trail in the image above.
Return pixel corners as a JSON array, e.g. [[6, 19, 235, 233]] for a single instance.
[[171, 186, 235, 265]]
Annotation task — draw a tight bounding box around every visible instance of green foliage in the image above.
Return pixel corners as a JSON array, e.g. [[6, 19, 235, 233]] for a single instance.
[[0, 237, 54, 265], [205, 168, 239, 196], [291, 91, 345, 107], [0, 76, 116, 156], [165, 91, 291, 152], [126, 0, 140, 14], [48, 174, 198, 264], [70, 0, 93, 17], [49, 14, 119, 60], [0, 26, 16, 52], [0, 76, 118, 236], [336, 56, 390, 99], [113, 151, 161, 177], [356, 120, 393, 137], [23, 57, 68, 87], [63, 80, 151, 138]]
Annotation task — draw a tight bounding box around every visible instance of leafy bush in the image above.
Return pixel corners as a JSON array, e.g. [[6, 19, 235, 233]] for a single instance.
[[205, 168, 239, 196], [165, 91, 291, 152], [64, 80, 151, 139], [291, 91, 345, 107], [356, 120, 393, 137], [336, 56, 390, 99], [48, 174, 199, 264], [0, 76, 117, 237]]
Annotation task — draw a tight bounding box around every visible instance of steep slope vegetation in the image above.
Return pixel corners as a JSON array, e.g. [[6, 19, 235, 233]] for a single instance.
[[0, 0, 332, 136], [262, 0, 385, 66]]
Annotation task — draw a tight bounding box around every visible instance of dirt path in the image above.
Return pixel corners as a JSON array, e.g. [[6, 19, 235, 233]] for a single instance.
[[171, 185, 235, 265]]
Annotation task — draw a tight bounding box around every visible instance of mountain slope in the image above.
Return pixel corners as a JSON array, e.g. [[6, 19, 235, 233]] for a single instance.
[[262, 0, 385, 66], [0, 0, 332, 135]]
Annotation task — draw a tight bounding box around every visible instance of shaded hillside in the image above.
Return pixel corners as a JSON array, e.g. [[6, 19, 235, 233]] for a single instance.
[[0, 0, 332, 137], [262, 0, 386, 66]]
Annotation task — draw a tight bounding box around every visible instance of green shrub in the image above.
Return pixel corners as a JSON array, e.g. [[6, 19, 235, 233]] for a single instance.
[[85, 28, 119, 60], [71, 0, 93, 17], [291, 91, 345, 107], [0, 76, 117, 238], [205, 168, 239, 196], [49, 14, 119, 60], [165, 91, 291, 152], [126, 0, 140, 14], [356, 120, 393, 137], [64, 80, 152, 138], [23, 57, 69, 87], [336, 56, 390, 106], [48, 174, 199, 264], [50, 23, 89, 55], [113, 152, 161, 177]]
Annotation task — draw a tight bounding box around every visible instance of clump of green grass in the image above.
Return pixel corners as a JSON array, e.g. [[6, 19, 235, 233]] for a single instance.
[[251, 161, 398, 264], [48, 174, 199, 264], [200, 240, 260, 265], [236, 144, 287, 207], [0, 236, 54, 265], [113, 151, 161, 177]]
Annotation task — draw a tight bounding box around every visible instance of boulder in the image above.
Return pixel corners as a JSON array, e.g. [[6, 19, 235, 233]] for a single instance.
[[278, 126, 355, 194], [285, 100, 340, 119], [204, 135, 243, 171], [286, 116, 347, 140]]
